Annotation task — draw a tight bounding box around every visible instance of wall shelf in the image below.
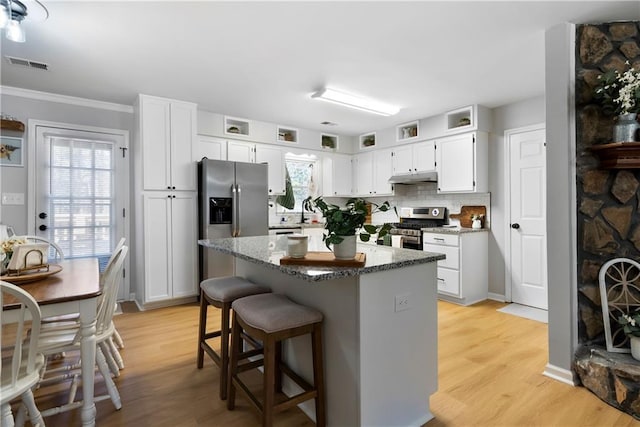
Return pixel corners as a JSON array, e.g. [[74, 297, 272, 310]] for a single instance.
[[397, 121, 419, 142], [277, 126, 298, 143], [359, 132, 376, 149], [1, 119, 25, 132], [224, 116, 250, 136], [590, 142, 640, 169], [445, 106, 473, 133], [321, 134, 338, 150]]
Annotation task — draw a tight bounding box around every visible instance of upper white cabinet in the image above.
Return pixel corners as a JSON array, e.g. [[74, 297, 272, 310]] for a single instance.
[[322, 153, 352, 197], [195, 135, 226, 161], [436, 132, 487, 193], [138, 95, 197, 191], [227, 141, 285, 195], [354, 149, 394, 196], [255, 145, 285, 195], [373, 148, 394, 195], [392, 140, 435, 175]]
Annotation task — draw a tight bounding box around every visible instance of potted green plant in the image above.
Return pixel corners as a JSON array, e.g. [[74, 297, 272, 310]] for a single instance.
[[305, 197, 395, 259], [618, 309, 640, 360]]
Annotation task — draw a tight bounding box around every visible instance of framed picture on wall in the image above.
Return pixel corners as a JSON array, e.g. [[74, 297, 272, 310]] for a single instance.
[[0, 136, 23, 167]]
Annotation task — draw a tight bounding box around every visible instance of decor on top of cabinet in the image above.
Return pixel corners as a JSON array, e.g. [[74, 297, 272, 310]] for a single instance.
[[304, 197, 395, 259], [593, 62, 640, 143], [445, 106, 474, 133], [617, 310, 640, 361], [277, 126, 298, 143], [359, 132, 376, 149], [224, 116, 250, 136], [1, 113, 25, 132], [321, 134, 338, 150], [397, 121, 419, 142]]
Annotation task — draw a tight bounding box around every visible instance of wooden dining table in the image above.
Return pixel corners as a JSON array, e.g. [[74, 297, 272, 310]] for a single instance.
[[2, 257, 101, 427]]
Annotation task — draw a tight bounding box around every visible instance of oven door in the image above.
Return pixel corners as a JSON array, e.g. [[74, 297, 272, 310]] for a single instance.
[[401, 235, 422, 250]]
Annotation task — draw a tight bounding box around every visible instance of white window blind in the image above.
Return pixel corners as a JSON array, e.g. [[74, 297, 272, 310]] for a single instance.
[[48, 137, 115, 258]]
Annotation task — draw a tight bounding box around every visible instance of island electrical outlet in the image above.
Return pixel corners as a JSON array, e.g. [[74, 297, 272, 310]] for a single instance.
[[395, 293, 411, 312]]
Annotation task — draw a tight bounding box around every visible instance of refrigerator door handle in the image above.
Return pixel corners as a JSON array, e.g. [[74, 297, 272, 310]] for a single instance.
[[231, 184, 238, 237], [236, 184, 242, 236]]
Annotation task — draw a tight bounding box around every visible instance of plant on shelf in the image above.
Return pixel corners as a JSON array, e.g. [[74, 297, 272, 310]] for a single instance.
[[594, 62, 640, 116], [304, 197, 395, 249]]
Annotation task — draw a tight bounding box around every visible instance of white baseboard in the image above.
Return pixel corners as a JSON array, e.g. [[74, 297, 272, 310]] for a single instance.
[[543, 363, 577, 386], [488, 292, 506, 302]]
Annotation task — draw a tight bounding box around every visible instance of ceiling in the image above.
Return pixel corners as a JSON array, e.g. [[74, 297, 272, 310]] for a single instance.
[[1, 1, 639, 136]]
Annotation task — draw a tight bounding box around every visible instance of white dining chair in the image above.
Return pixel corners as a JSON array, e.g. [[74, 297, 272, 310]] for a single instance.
[[34, 245, 128, 417], [1, 280, 46, 427]]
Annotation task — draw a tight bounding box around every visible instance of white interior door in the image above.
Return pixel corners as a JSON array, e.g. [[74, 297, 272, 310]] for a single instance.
[[34, 123, 129, 300], [508, 127, 547, 309]]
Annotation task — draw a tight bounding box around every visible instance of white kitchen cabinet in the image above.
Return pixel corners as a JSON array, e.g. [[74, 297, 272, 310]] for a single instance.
[[354, 149, 394, 196], [423, 231, 487, 306], [142, 191, 198, 304], [392, 141, 435, 176], [321, 153, 352, 197], [137, 95, 197, 191], [435, 132, 487, 193], [373, 148, 394, 195], [227, 140, 255, 163], [227, 141, 285, 195], [255, 145, 285, 195], [354, 152, 374, 196], [195, 135, 226, 161]]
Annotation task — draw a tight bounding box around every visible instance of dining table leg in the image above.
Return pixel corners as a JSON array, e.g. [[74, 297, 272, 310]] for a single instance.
[[79, 296, 98, 427]]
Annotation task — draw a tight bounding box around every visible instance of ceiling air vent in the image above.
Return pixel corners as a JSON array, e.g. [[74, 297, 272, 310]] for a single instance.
[[320, 121, 337, 126], [5, 56, 49, 71]]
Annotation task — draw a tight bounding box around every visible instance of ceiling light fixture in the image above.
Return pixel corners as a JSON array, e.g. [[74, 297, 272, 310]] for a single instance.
[[0, 0, 49, 43], [311, 87, 400, 116]]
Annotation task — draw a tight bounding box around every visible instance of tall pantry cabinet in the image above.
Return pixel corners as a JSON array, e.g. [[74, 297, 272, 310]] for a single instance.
[[134, 94, 199, 309]]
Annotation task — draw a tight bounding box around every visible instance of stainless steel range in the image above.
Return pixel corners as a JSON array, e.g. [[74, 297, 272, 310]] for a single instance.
[[389, 207, 447, 250]]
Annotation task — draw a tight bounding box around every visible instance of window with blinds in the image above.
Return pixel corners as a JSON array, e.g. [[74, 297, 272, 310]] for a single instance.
[[48, 137, 115, 258]]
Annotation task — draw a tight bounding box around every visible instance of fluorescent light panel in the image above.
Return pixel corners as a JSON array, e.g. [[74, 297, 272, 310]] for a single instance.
[[311, 87, 399, 116]]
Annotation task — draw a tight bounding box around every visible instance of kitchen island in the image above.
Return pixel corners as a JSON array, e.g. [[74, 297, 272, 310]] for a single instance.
[[199, 235, 444, 427]]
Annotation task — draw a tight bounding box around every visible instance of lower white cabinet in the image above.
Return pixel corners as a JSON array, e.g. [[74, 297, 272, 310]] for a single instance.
[[423, 231, 487, 306], [141, 191, 198, 305]]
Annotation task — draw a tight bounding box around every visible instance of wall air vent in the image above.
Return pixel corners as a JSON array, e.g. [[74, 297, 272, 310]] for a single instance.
[[5, 56, 50, 71]]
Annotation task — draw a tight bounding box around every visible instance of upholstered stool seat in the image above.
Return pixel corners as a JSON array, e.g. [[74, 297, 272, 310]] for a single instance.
[[227, 293, 326, 427], [197, 276, 270, 400]]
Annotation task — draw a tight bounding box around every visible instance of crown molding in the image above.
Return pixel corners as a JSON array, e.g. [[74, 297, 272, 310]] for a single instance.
[[0, 86, 134, 114]]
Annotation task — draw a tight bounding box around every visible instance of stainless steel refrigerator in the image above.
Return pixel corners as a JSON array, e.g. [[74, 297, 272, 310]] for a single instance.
[[198, 159, 268, 281]]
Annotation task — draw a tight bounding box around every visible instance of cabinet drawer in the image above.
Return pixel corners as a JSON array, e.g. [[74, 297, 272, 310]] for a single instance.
[[437, 267, 460, 296], [423, 244, 459, 269], [423, 232, 458, 246]]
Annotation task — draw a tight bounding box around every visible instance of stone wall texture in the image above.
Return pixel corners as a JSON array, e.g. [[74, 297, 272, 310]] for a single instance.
[[576, 22, 640, 347]]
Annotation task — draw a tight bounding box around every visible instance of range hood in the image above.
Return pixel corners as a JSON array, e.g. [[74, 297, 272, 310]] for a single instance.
[[388, 171, 438, 184]]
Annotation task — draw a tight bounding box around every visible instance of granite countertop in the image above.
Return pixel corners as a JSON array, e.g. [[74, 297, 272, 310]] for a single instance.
[[199, 235, 444, 282], [422, 227, 489, 234]]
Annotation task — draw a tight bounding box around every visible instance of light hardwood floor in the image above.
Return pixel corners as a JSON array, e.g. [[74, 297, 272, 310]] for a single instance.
[[30, 299, 638, 426]]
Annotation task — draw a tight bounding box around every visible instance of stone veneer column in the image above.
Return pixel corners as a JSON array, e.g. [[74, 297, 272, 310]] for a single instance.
[[575, 22, 640, 346]]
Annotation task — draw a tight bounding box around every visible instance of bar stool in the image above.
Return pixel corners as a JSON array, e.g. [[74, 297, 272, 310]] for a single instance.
[[197, 276, 270, 400], [227, 293, 326, 427]]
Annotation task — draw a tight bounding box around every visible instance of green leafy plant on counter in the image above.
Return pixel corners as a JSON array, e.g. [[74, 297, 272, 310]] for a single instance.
[[304, 196, 396, 249]]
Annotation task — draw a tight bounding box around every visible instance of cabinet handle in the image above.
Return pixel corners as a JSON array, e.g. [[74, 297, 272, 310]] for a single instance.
[[269, 189, 272, 193], [167, 186, 171, 190], [172, 195, 176, 198], [434, 238, 445, 242], [172, 186, 176, 190], [167, 195, 171, 198]]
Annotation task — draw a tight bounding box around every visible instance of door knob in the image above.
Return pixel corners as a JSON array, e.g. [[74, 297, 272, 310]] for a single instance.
[[39, 212, 47, 219], [39, 224, 48, 231], [511, 223, 520, 229]]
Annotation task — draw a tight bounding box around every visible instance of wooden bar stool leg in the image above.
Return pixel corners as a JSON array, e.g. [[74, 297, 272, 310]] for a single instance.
[[219, 301, 231, 400], [196, 290, 207, 369], [263, 336, 276, 427], [312, 324, 326, 427], [227, 313, 240, 411], [274, 340, 283, 393]]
